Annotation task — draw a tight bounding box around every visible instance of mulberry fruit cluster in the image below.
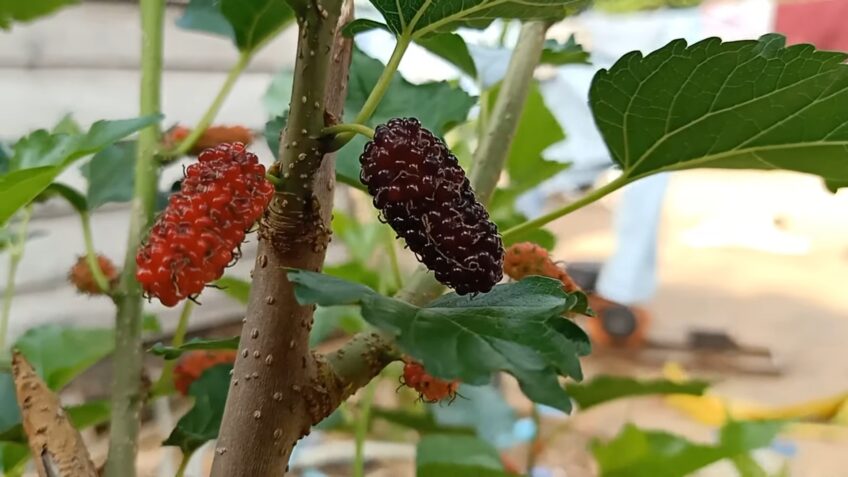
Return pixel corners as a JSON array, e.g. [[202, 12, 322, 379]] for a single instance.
[[173, 350, 237, 395], [359, 118, 504, 295], [68, 255, 118, 295], [503, 242, 580, 293], [401, 359, 460, 403], [136, 143, 274, 306]]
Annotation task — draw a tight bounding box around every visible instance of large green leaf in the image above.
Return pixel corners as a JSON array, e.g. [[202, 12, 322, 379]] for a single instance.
[[416, 434, 510, 477], [41, 183, 87, 213], [13, 325, 114, 390], [0, 0, 79, 29], [0, 115, 161, 226], [567, 375, 709, 410], [163, 364, 231, 453], [288, 270, 590, 412], [368, 0, 587, 38], [149, 337, 240, 360], [176, 0, 235, 40], [81, 141, 136, 209], [336, 47, 475, 187], [592, 421, 783, 477], [590, 34, 848, 185], [0, 441, 28, 477], [220, 0, 294, 53]]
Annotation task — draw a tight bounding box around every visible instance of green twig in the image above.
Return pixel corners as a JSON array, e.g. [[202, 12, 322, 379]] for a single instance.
[[170, 52, 251, 157], [385, 227, 403, 290], [354, 36, 410, 125], [104, 0, 164, 474], [0, 206, 32, 352], [151, 300, 194, 397], [501, 175, 629, 242], [174, 450, 192, 477], [352, 380, 377, 477], [333, 35, 411, 149], [80, 212, 112, 294]]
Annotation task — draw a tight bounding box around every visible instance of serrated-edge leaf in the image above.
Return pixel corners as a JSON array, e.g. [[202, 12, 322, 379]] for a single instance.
[[13, 325, 114, 390], [540, 35, 590, 66], [0, 166, 60, 226], [590, 34, 848, 184], [163, 364, 231, 453], [416, 32, 478, 77], [176, 0, 236, 40], [220, 0, 294, 52]]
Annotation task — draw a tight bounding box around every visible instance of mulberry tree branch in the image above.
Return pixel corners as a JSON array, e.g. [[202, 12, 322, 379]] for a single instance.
[[210, 1, 354, 475]]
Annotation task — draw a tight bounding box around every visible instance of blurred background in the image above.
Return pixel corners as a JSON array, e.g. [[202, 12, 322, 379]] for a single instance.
[[1, 0, 847, 475]]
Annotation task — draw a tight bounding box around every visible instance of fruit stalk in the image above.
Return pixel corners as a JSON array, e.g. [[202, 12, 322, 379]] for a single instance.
[[210, 1, 353, 474], [0, 206, 32, 352], [103, 0, 164, 474]]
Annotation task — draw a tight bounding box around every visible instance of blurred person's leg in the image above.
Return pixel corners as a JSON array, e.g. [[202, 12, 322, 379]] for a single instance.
[[595, 173, 670, 306]]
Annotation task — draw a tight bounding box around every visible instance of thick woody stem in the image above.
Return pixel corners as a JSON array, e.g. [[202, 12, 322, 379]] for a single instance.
[[210, 1, 353, 475]]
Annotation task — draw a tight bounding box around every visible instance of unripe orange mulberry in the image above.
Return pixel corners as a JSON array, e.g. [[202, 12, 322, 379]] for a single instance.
[[68, 255, 118, 294], [400, 358, 460, 403], [503, 242, 579, 292], [164, 125, 254, 156], [173, 350, 237, 395]]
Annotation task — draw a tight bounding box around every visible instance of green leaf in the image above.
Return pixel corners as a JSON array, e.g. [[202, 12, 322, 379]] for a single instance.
[[263, 70, 294, 117], [264, 113, 287, 157], [431, 384, 517, 445], [288, 270, 590, 412], [0, 374, 21, 441], [0, 0, 79, 29], [825, 177, 848, 192], [731, 453, 769, 477], [331, 210, 384, 265], [488, 81, 568, 194], [0, 143, 10, 174], [540, 35, 590, 66], [590, 34, 848, 186], [368, 0, 587, 38], [337, 47, 475, 186], [220, 0, 294, 53], [13, 325, 114, 390], [143, 313, 162, 334], [163, 364, 231, 453], [42, 183, 87, 213], [149, 337, 240, 360], [592, 421, 783, 477], [323, 262, 382, 295], [0, 166, 60, 226], [417, 32, 478, 78], [566, 375, 709, 410], [309, 305, 365, 346], [213, 276, 251, 304], [81, 141, 136, 209], [67, 400, 111, 429], [416, 434, 510, 477], [372, 407, 474, 435], [52, 114, 82, 135], [342, 18, 390, 37], [1, 116, 160, 226], [176, 0, 235, 40], [0, 441, 28, 476]]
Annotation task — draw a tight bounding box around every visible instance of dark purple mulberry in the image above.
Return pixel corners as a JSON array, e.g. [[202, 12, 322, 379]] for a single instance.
[[359, 118, 504, 295]]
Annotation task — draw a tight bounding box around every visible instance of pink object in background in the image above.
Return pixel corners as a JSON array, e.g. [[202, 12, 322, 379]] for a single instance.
[[775, 0, 848, 51]]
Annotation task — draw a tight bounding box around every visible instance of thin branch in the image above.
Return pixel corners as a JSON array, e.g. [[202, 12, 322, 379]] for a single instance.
[[103, 0, 164, 474], [0, 206, 31, 352]]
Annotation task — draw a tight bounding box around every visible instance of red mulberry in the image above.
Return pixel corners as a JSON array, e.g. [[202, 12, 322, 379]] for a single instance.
[[400, 358, 460, 403], [173, 350, 237, 395], [68, 254, 118, 295], [359, 118, 504, 295], [136, 143, 274, 306]]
